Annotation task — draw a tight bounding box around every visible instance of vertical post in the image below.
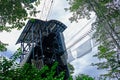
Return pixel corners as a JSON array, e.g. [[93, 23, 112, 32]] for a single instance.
[[32, 24, 34, 59], [20, 42, 24, 62], [39, 30, 44, 65]]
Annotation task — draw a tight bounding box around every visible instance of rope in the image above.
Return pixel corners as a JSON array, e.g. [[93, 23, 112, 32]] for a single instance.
[[45, 0, 54, 20], [39, 0, 54, 20], [40, 0, 46, 19]]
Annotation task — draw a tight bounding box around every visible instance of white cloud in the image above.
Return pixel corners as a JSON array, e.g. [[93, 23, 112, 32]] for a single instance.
[[0, 29, 22, 53], [70, 46, 107, 78]]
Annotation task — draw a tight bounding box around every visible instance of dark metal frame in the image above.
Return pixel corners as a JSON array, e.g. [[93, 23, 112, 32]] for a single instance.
[[16, 19, 69, 79]]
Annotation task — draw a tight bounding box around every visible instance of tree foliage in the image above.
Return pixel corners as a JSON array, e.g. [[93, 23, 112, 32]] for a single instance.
[[75, 74, 94, 80], [0, 48, 96, 80], [0, 41, 8, 51], [0, 57, 96, 80], [0, 49, 65, 80], [0, 0, 40, 51], [0, 58, 65, 80], [0, 48, 66, 80], [0, 0, 40, 31], [67, 0, 120, 79], [67, 63, 74, 74]]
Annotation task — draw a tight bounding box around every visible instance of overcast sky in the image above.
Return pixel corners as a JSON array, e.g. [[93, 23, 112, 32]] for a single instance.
[[0, 0, 105, 78]]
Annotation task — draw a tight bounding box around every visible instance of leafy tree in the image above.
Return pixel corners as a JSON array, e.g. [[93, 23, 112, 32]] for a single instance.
[[67, 63, 74, 74], [0, 57, 96, 80], [0, 41, 8, 51], [0, 0, 40, 31], [0, 0, 40, 51], [75, 74, 94, 80], [0, 48, 68, 80], [0, 51, 65, 80], [67, 0, 120, 79], [0, 58, 65, 80], [0, 48, 95, 80]]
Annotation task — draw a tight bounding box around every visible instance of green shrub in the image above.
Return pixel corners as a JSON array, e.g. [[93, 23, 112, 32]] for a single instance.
[[76, 74, 95, 80]]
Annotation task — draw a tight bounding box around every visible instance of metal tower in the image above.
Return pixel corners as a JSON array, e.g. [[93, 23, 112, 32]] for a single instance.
[[16, 19, 69, 79]]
